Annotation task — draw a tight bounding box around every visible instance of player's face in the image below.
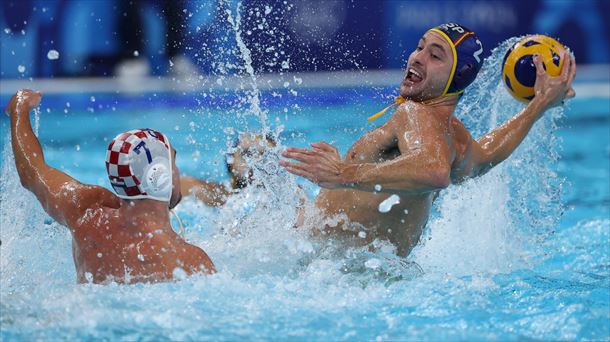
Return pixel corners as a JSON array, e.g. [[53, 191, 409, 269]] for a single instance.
[[400, 31, 454, 101], [229, 135, 274, 189]]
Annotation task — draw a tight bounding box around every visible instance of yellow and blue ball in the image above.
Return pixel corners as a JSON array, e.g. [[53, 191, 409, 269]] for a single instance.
[[502, 35, 566, 102]]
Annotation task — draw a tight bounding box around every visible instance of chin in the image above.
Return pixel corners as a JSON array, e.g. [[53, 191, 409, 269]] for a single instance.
[[400, 84, 423, 100]]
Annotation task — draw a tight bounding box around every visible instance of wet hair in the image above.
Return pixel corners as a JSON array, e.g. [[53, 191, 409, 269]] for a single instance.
[[225, 133, 277, 189]]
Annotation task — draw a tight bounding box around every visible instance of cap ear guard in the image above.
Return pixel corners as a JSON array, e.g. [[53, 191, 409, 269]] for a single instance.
[[144, 159, 172, 201], [448, 62, 478, 94], [447, 35, 483, 94]]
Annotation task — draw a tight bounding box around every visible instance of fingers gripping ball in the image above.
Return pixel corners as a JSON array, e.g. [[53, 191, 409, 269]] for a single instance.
[[502, 35, 567, 102]]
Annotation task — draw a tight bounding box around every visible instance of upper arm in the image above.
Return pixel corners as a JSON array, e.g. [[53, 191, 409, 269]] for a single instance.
[[395, 110, 453, 185], [28, 165, 117, 230]]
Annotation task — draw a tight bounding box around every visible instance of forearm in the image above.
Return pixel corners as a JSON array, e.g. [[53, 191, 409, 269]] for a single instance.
[[341, 158, 449, 195], [180, 176, 228, 206], [10, 103, 46, 189], [477, 97, 547, 167]]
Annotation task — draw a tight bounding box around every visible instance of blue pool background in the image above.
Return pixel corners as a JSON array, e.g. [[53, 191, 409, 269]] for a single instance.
[[1, 0, 609, 338], [0, 76, 609, 340]]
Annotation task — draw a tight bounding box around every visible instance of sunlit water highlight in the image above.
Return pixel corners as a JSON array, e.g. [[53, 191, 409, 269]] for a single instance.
[[1, 12, 609, 342]]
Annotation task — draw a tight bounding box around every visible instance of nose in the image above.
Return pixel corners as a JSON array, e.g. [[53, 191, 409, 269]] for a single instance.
[[411, 50, 425, 66]]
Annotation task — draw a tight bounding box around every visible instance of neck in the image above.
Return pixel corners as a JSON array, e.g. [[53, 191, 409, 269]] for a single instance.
[[422, 94, 458, 121], [119, 199, 172, 231]]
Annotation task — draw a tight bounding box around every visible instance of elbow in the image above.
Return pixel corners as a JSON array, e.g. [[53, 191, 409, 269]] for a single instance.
[[16, 167, 33, 191], [427, 167, 451, 190]]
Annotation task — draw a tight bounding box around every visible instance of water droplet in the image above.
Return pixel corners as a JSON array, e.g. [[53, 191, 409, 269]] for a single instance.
[[133, 50, 139, 57], [374, 184, 382, 191], [137, 254, 145, 262], [358, 231, 367, 239], [17, 65, 25, 73], [84, 272, 93, 282], [97, 252, 103, 258], [90, 96, 95, 102], [46, 49, 59, 60], [3, 28, 11, 34], [378, 194, 400, 213], [75, 144, 80, 151]]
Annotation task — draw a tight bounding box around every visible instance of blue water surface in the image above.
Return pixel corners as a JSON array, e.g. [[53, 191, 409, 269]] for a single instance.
[[0, 84, 608, 341]]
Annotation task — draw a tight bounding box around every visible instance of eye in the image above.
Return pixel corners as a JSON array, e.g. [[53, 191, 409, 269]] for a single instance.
[[416, 46, 423, 52], [431, 54, 440, 60]]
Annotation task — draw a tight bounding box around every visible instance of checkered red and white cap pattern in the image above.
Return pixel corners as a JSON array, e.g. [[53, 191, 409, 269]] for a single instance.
[[105, 129, 172, 201]]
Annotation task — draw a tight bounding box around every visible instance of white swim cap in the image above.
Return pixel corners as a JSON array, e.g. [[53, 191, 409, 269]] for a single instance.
[[105, 129, 173, 202]]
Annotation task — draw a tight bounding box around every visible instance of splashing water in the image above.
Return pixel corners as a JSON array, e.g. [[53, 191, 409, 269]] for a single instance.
[[224, 1, 268, 131], [2, 15, 605, 339]]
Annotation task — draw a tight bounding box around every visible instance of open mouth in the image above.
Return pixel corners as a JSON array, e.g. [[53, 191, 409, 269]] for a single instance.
[[404, 67, 424, 84]]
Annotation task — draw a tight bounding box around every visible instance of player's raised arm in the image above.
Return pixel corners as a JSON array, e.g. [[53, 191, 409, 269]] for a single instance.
[[456, 51, 576, 180], [6, 89, 118, 229]]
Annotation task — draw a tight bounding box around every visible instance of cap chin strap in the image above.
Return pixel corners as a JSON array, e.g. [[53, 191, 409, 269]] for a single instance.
[[422, 90, 463, 105], [368, 96, 406, 121], [367, 90, 462, 122], [170, 209, 186, 240]]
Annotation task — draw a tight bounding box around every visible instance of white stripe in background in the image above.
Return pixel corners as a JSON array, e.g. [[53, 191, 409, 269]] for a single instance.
[[1, 65, 608, 97]]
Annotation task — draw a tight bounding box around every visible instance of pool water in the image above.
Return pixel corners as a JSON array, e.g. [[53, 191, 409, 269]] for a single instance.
[[1, 58, 609, 340]]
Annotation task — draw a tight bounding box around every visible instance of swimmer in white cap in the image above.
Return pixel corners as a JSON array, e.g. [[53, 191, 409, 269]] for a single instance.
[[6, 89, 215, 284], [281, 23, 576, 256]]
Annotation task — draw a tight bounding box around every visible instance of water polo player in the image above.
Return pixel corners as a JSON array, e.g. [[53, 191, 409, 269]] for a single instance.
[[281, 23, 576, 256], [6, 89, 215, 284], [180, 132, 277, 206]]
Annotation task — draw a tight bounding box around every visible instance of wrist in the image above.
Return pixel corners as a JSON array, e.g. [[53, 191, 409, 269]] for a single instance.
[[527, 96, 549, 119], [340, 163, 359, 187]]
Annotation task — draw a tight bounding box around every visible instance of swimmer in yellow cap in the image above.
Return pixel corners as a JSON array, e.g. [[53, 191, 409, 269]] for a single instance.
[[5, 89, 215, 284], [281, 23, 576, 256]]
